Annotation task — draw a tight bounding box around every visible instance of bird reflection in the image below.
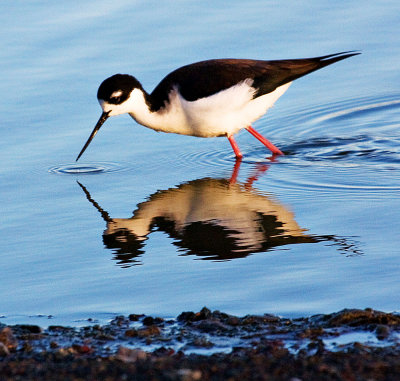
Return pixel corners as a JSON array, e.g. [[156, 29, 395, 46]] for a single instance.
[[77, 160, 361, 266]]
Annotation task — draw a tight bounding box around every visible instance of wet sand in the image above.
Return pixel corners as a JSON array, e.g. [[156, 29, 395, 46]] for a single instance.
[[1, 307, 400, 380]]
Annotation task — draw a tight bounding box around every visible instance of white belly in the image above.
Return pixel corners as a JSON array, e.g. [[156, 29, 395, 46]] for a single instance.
[[130, 80, 291, 137]]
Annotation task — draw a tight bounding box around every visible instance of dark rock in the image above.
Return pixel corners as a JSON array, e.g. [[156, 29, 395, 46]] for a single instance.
[[192, 337, 214, 348], [110, 315, 129, 326], [197, 307, 212, 320], [178, 311, 196, 322], [125, 329, 138, 337], [153, 346, 175, 356], [375, 325, 390, 340], [48, 325, 74, 333], [128, 313, 143, 321], [321, 308, 400, 328], [71, 344, 92, 354], [298, 327, 325, 339], [226, 316, 240, 326], [142, 316, 154, 326], [178, 307, 213, 323], [21, 342, 33, 353], [137, 325, 161, 337], [195, 319, 230, 334], [15, 324, 42, 334], [241, 314, 280, 325]]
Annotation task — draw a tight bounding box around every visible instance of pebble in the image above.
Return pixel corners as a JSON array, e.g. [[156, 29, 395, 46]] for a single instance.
[[177, 369, 202, 381], [115, 347, 147, 363]]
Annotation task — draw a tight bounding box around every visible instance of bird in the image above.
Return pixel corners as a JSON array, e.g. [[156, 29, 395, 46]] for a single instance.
[[76, 51, 359, 161]]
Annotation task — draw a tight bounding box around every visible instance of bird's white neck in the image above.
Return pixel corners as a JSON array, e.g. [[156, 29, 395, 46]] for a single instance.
[[101, 88, 190, 135]]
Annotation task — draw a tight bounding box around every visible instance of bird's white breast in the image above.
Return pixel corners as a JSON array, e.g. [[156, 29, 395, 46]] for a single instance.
[[128, 80, 291, 137]]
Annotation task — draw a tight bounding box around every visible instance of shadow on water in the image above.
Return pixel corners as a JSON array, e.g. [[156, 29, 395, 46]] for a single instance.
[[77, 160, 362, 267], [275, 94, 400, 168], [283, 134, 400, 166]]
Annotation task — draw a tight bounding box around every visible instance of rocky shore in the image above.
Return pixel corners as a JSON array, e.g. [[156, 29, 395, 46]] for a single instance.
[[1, 307, 400, 380]]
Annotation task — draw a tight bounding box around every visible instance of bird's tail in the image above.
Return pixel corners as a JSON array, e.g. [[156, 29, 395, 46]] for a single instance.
[[312, 51, 361, 67]]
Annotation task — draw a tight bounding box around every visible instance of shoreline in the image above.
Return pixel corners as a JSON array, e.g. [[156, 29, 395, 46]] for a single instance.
[[1, 307, 400, 380]]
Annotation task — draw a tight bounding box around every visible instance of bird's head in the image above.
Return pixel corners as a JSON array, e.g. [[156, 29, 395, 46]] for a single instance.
[[76, 74, 143, 161], [97, 74, 143, 116]]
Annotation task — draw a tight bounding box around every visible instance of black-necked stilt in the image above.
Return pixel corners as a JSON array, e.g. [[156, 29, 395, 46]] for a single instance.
[[76, 51, 359, 161]]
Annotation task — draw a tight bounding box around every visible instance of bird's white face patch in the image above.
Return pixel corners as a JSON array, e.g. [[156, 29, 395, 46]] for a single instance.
[[98, 89, 143, 116], [111, 90, 123, 98]]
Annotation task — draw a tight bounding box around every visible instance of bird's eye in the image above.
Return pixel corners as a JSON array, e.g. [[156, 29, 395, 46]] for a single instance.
[[110, 96, 121, 104], [109, 90, 123, 104]]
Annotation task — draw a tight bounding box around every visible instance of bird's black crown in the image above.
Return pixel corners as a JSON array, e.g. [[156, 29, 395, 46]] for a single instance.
[[97, 74, 143, 104]]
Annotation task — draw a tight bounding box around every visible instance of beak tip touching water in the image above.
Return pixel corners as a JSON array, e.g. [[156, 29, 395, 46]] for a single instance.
[[76, 111, 110, 162]]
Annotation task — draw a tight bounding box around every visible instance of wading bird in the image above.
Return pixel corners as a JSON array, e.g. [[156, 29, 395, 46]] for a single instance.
[[76, 51, 359, 161]]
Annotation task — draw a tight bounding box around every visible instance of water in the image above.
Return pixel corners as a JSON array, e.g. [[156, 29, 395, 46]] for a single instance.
[[1, 1, 400, 326]]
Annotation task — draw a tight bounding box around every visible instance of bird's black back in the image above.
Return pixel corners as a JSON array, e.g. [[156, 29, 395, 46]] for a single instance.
[[149, 51, 359, 111]]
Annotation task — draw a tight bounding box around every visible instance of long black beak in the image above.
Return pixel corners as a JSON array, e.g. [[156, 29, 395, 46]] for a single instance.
[[76, 111, 110, 161]]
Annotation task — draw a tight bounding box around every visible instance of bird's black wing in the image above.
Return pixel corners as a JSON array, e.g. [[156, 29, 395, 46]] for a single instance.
[[149, 51, 359, 111]]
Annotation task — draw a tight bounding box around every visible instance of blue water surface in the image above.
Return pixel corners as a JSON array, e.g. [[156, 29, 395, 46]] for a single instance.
[[1, 1, 400, 326]]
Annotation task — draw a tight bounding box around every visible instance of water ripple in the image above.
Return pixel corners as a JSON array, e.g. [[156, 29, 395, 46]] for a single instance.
[[176, 148, 234, 169], [282, 134, 400, 169], [270, 93, 400, 138], [49, 162, 131, 175], [266, 94, 400, 170], [175, 146, 282, 172], [310, 98, 400, 125]]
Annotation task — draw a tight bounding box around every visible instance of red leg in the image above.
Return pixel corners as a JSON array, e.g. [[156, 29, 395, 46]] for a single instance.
[[227, 135, 243, 159], [245, 126, 284, 155]]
